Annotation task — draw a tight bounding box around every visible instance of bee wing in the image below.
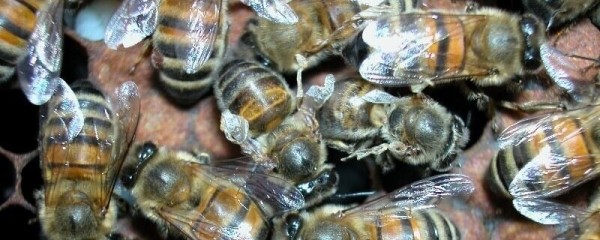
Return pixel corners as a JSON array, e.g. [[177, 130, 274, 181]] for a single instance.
[[341, 174, 474, 219], [359, 14, 490, 86], [157, 203, 260, 240], [39, 79, 84, 145], [541, 43, 597, 104], [173, 0, 222, 74], [362, 89, 400, 104], [350, 0, 387, 6], [193, 158, 305, 217], [17, 0, 63, 105], [104, 0, 159, 49], [509, 152, 600, 198], [219, 110, 265, 158], [512, 198, 588, 225], [100, 81, 141, 207], [496, 105, 600, 198], [240, 0, 298, 24]]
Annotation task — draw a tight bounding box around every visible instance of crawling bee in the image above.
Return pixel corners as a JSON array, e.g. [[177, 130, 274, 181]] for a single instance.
[[220, 75, 338, 206], [104, 0, 297, 105], [357, 7, 547, 93], [120, 141, 304, 240], [522, 0, 600, 30], [37, 80, 140, 240], [321, 77, 469, 172], [489, 104, 600, 199], [272, 173, 474, 240], [513, 188, 600, 239], [214, 59, 295, 137]]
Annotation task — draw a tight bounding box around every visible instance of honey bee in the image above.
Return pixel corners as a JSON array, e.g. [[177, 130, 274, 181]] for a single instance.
[[119, 141, 305, 240], [522, 0, 600, 30], [214, 59, 295, 137], [220, 74, 338, 206], [490, 104, 600, 199], [272, 173, 474, 240], [357, 7, 547, 93], [323, 77, 469, 172], [513, 189, 600, 239], [104, 0, 231, 105], [37, 80, 141, 240], [241, 0, 379, 73]]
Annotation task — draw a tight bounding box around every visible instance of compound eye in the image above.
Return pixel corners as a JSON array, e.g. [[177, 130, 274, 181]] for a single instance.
[[138, 142, 158, 162]]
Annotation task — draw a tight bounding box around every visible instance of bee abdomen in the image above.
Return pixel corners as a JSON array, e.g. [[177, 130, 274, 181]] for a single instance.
[[152, 1, 228, 104], [0, 0, 42, 81], [215, 60, 294, 135], [42, 81, 115, 182], [195, 187, 269, 239]]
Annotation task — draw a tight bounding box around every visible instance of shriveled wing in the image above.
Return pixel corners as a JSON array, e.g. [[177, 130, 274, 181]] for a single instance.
[[341, 174, 474, 219], [18, 0, 64, 105], [176, 0, 222, 74], [101, 81, 141, 207], [541, 43, 598, 105], [362, 89, 400, 104], [157, 204, 260, 240], [512, 198, 587, 225], [199, 158, 305, 217], [359, 13, 490, 86], [240, 0, 298, 24], [104, 0, 158, 49], [219, 110, 265, 158]]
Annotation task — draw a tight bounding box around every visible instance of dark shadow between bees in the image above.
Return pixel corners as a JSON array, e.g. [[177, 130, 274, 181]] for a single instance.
[[20, 155, 42, 209], [0, 154, 15, 205], [60, 34, 89, 84]]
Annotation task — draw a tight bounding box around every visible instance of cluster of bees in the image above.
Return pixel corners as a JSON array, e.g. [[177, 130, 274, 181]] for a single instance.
[[1, 0, 600, 239]]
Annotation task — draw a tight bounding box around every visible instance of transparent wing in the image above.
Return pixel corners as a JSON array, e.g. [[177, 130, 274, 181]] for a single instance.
[[193, 158, 305, 217], [18, 0, 63, 105], [512, 198, 587, 225], [101, 81, 141, 207], [501, 105, 600, 198], [509, 152, 600, 198], [175, 0, 222, 74], [157, 202, 260, 240], [359, 14, 490, 86], [240, 0, 298, 24], [104, 0, 158, 49], [341, 174, 474, 219]]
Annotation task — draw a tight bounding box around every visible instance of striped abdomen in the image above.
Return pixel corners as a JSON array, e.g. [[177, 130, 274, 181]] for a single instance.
[[490, 117, 600, 198], [191, 186, 269, 240], [395, 13, 466, 79], [364, 209, 460, 240], [319, 78, 384, 140], [0, 0, 45, 82], [215, 59, 294, 136], [152, 0, 228, 104], [41, 80, 117, 208]]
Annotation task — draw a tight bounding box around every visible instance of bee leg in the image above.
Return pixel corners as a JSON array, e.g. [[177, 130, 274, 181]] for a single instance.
[[325, 139, 361, 153], [129, 41, 153, 75], [497, 100, 567, 112], [295, 54, 308, 99], [341, 143, 390, 161], [375, 153, 396, 173], [464, 1, 480, 12]]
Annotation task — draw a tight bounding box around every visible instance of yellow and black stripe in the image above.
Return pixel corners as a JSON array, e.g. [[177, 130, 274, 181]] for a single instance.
[[41, 80, 117, 208], [365, 209, 460, 240], [0, 0, 46, 82], [152, 0, 228, 105], [214, 59, 294, 136]]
